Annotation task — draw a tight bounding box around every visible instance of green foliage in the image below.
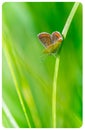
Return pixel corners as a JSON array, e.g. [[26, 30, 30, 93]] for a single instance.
[[2, 2, 82, 128]]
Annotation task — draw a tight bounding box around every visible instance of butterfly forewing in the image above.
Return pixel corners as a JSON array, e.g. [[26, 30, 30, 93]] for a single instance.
[[38, 32, 52, 47]]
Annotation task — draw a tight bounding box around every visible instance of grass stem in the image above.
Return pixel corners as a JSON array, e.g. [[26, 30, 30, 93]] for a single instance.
[[52, 56, 60, 128], [62, 2, 79, 38], [52, 2, 79, 128]]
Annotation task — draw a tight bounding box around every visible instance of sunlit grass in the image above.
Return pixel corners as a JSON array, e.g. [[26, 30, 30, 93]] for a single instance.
[[2, 2, 82, 128]]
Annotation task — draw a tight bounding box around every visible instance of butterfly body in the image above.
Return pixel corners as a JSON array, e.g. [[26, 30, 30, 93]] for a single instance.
[[38, 31, 63, 54]]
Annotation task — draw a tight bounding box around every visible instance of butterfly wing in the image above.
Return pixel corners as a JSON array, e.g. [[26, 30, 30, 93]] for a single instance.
[[43, 41, 62, 54], [43, 32, 63, 54], [52, 31, 63, 44], [38, 32, 52, 48]]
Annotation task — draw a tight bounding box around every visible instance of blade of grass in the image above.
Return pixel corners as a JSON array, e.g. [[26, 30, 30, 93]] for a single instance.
[[2, 100, 19, 128], [2, 24, 42, 127], [52, 56, 60, 128], [15, 48, 51, 97], [12, 52, 42, 127], [2, 38, 31, 128], [62, 2, 80, 39], [52, 2, 80, 128], [9, 45, 42, 128]]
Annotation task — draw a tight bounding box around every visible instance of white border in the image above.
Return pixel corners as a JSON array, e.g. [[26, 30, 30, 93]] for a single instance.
[[0, 0, 84, 129]]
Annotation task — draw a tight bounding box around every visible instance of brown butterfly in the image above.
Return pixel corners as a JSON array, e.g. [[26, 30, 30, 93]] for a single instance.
[[38, 31, 63, 54]]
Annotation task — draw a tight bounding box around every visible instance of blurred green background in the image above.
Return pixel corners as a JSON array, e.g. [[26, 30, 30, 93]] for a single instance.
[[2, 2, 82, 128]]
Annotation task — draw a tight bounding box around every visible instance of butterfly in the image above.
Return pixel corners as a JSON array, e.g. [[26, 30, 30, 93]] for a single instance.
[[37, 31, 63, 54]]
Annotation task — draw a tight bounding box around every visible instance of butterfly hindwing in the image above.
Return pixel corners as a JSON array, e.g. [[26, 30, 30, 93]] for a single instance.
[[51, 31, 63, 43]]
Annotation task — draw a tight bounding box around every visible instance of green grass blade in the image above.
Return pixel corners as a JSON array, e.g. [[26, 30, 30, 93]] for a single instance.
[[2, 100, 19, 128], [2, 39, 31, 128], [52, 2, 80, 128], [52, 56, 60, 128], [62, 2, 80, 38], [11, 48, 42, 128]]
